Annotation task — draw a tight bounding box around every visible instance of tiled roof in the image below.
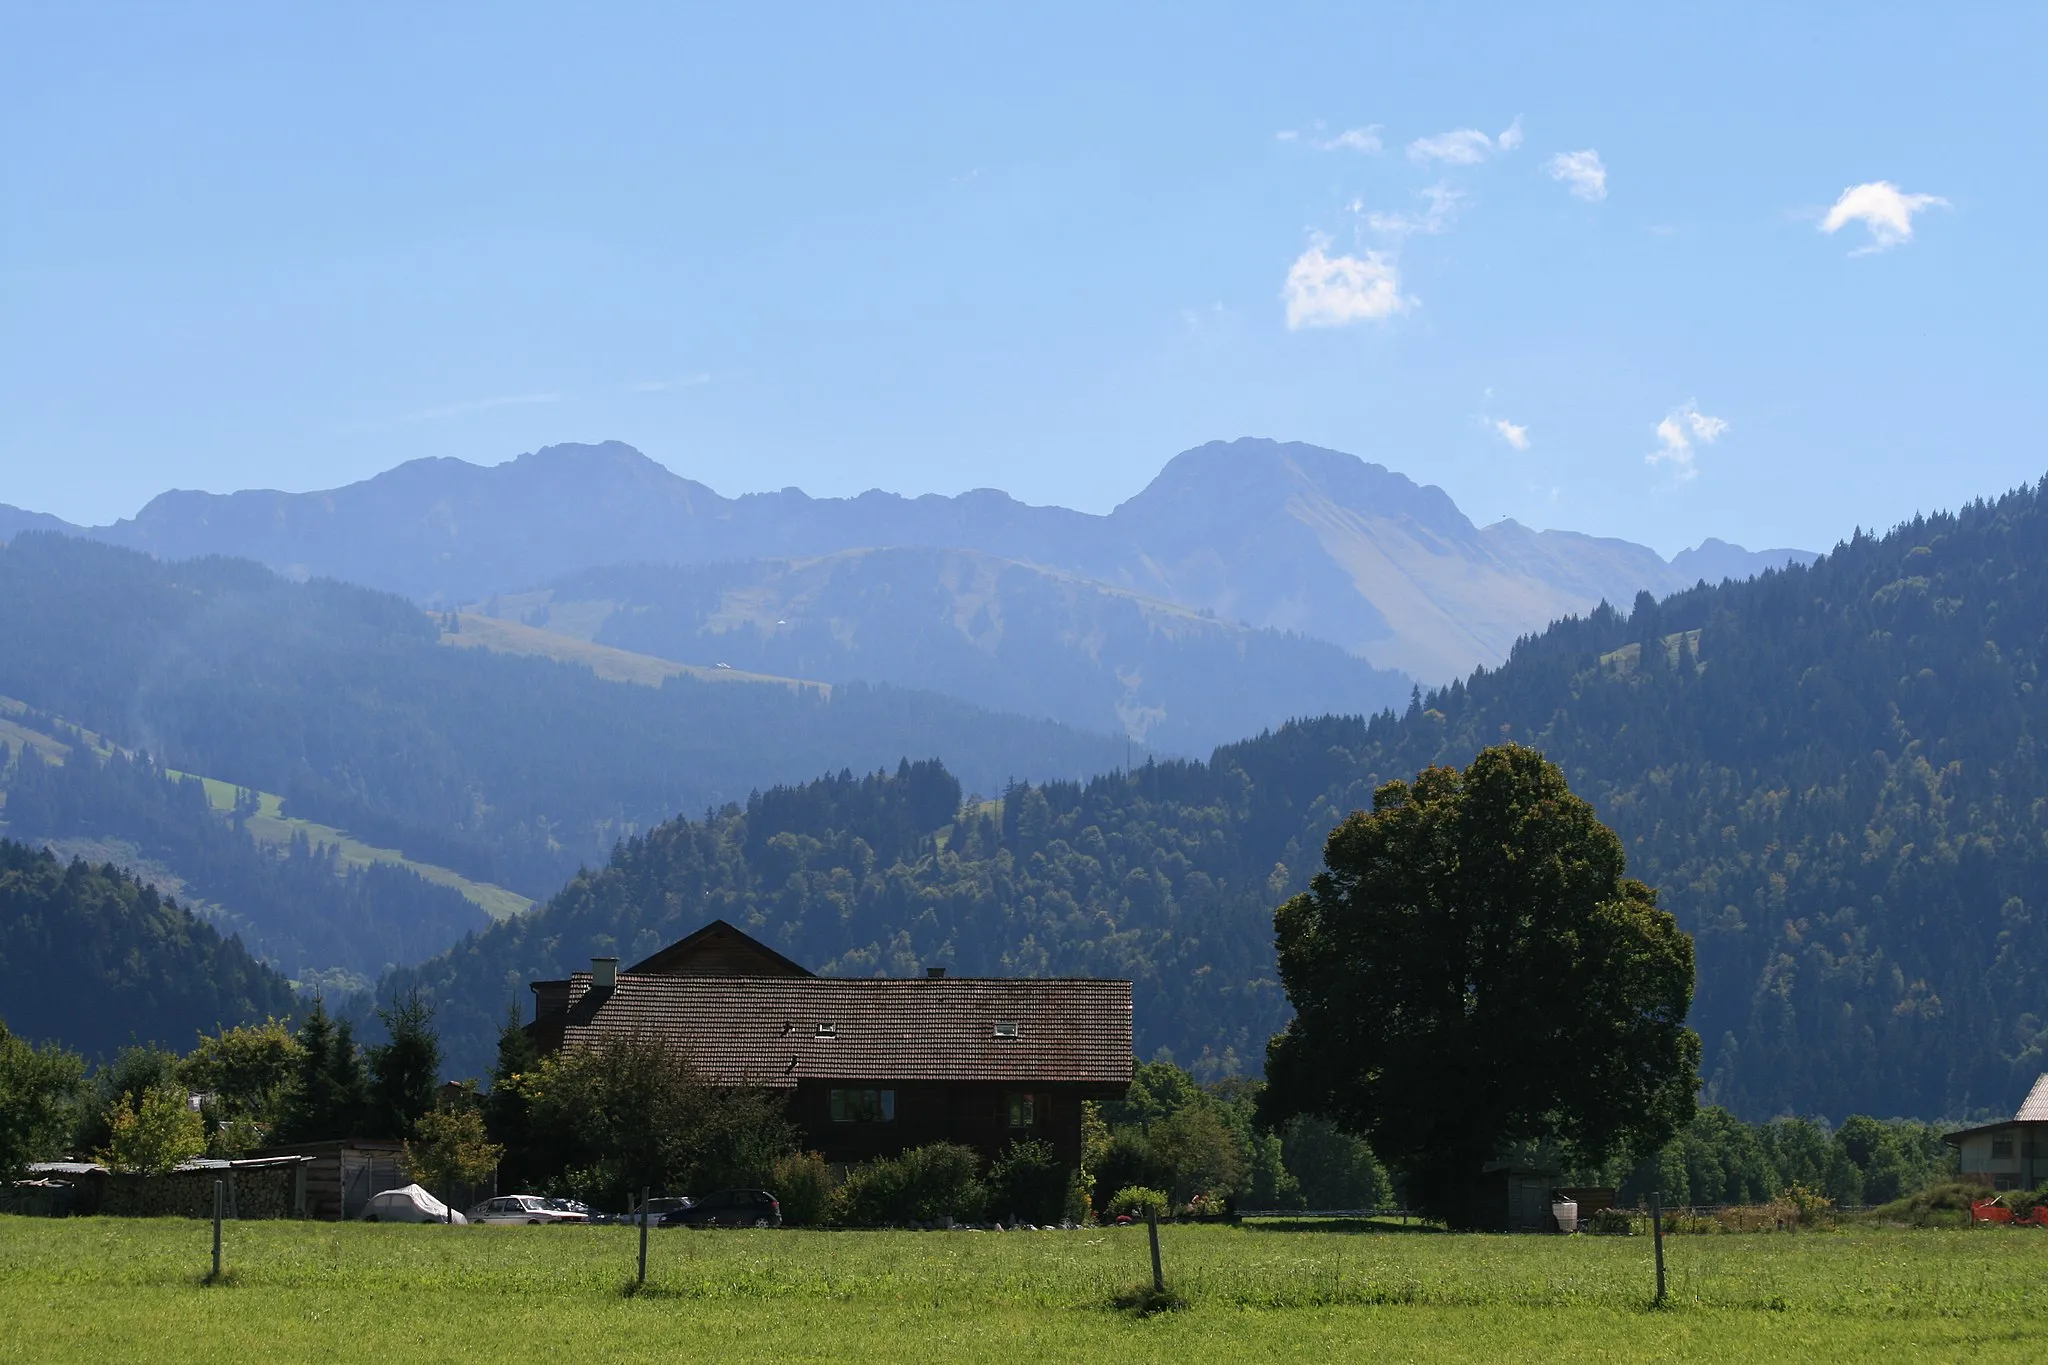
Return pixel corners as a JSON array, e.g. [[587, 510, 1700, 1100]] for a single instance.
[[2018, 1073, 2048, 1122], [548, 972, 1133, 1089]]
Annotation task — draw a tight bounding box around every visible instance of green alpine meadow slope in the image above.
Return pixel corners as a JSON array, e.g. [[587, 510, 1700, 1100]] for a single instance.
[[399, 477, 2048, 1122]]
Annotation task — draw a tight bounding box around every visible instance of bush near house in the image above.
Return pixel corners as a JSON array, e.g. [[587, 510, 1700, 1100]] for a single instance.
[[831, 1142, 988, 1226], [769, 1151, 833, 1227], [1106, 1186, 1169, 1220]]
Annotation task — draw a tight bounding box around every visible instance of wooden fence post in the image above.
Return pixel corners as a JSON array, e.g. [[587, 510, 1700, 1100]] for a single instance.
[[637, 1187, 649, 1288], [1146, 1204, 1164, 1294], [1649, 1190, 1666, 1305], [211, 1180, 224, 1280]]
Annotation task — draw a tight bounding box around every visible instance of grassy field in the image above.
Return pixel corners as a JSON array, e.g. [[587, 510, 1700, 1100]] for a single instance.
[[4, 1218, 2045, 1363], [0, 692, 533, 922], [186, 776, 532, 921], [441, 611, 829, 695]]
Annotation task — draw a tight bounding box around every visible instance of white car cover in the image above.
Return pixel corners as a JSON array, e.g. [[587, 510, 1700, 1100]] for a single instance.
[[360, 1183, 468, 1224]]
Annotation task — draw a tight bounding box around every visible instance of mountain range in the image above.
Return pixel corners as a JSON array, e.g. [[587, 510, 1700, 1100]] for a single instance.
[[1, 438, 1815, 686], [393, 471, 2048, 1123]]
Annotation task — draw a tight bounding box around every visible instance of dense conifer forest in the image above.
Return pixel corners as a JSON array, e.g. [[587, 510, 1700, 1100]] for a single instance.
[[0, 838, 298, 1058], [400, 478, 2048, 1123]]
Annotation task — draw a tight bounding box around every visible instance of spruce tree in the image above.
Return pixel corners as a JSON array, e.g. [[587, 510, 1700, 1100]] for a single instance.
[[368, 990, 441, 1141], [484, 1002, 538, 1188], [277, 998, 369, 1142]]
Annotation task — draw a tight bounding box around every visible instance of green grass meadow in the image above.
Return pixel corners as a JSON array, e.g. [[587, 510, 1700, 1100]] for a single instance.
[[4, 1218, 2046, 1363]]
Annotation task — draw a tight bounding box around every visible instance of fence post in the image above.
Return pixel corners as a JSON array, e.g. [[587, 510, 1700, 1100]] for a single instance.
[[1649, 1190, 1666, 1305], [211, 1180, 224, 1280], [637, 1187, 649, 1288], [1146, 1204, 1164, 1294]]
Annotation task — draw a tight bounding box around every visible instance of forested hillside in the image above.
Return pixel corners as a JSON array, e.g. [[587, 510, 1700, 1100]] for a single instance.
[[0, 838, 299, 1058], [0, 534, 1134, 896], [402, 478, 2048, 1123], [0, 744, 488, 986]]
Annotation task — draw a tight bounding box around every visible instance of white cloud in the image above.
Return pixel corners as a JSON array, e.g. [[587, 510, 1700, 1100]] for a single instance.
[[1408, 128, 1493, 165], [1278, 123, 1384, 153], [1493, 419, 1530, 451], [401, 392, 563, 423], [1408, 116, 1522, 164], [1322, 126, 1383, 153], [1820, 180, 1948, 254], [1546, 149, 1608, 202], [1646, 400, 1728, 481], [1363, 183, 1464, 238], [632, 373, 712, 393], [1283, 237, 1411, 328]]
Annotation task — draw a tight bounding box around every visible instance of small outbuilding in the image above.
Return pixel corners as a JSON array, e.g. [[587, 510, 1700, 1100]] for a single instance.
[[1945, 1073, 2048, 1191]]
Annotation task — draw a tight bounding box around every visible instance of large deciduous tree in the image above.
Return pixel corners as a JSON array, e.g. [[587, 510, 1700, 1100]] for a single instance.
[[0, 1020, 87, 1178], [1263, 744, 1700, 1226]]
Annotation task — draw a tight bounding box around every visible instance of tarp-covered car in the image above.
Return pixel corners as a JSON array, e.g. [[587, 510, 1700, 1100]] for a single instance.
[[359, 1184, 468, 1224]]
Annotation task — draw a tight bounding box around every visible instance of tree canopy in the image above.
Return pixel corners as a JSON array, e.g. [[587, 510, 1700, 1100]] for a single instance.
[[1263, 746, 1700, 1224]]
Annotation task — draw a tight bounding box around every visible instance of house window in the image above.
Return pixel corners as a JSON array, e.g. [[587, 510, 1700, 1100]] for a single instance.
[[815, 1023, 838, 1039], [830, 1088, 895, 1123], [1006, 1092, 1041, 1128], [1993, 1136, 2015, 1160], [994, 1019, 1020, 1039]]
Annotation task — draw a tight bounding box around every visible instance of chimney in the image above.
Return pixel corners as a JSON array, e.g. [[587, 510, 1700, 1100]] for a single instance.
[[592, 956, 619, 994], [926, 966, 947, 980]]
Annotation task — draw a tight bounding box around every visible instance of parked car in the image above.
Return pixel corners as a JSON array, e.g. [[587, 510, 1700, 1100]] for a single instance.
[[359, 1184, 467, 1224], [468, 1194, 590, 1225], [666, 1189, 782, 1228], [619, 1196, 695, 1227], [546, 1197, 596, 1220]]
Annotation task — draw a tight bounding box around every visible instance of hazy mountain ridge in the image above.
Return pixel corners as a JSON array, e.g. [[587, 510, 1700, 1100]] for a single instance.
[[494, 546, 1413, 752], [2, 437, 1816, 683]]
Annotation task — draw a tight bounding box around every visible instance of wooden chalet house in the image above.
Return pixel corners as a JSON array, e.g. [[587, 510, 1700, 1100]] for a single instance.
[[527, 920, 1133, 1168]]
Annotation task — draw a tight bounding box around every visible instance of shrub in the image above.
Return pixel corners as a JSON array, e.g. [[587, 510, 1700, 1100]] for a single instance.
[[1585, 1207, 1637, 1235], [1781, 1182, 1835, 1227], [1092, 1129, 1170, 1215], [1106, 1185, 1169, 1220], [832, 1143, 986, 1225], [770, 1151, 833, 1227], [988, 1139, 1072, 1225], [101, 1083, 205, 1175]]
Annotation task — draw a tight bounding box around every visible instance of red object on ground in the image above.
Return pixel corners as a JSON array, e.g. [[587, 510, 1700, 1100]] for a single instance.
[[1972, 1198, 2013, 1225], [1970, 1197, 2048, 1226]]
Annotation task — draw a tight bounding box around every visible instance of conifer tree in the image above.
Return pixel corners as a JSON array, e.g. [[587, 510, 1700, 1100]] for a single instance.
[[368, 990, 441, 1141]]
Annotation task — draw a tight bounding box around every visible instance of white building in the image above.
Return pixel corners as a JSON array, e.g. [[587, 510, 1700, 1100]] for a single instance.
[[1946, 1073, 2048, 1190]]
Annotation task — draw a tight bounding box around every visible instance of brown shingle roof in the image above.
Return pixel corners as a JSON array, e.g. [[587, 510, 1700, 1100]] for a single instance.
[[548, 972, 1133, 1088]]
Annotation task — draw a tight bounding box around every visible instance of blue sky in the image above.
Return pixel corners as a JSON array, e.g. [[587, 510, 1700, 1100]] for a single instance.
[[3, 2, 2041, 556]]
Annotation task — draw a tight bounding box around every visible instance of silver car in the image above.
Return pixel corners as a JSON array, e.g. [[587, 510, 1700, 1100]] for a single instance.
[[468, 1194, 589, 1225]]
